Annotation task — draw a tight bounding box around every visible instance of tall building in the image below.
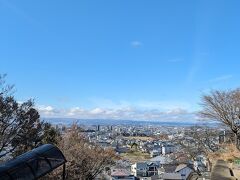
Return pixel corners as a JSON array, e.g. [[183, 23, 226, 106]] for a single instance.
[[97, 125, 100, 131]]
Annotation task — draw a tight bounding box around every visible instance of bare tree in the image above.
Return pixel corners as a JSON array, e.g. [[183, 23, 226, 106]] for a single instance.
[[175, 127, 208, 160], [199, 89, 240, 147], [174, 126, 218, 172], [45, 124, 116, 180]]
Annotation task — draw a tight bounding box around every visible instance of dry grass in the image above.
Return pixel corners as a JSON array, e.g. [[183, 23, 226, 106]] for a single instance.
[[208, 144, 240, 178], [209, 144, 240, 163], [124, 136, 154, 141], [120, 151, 150, 163]]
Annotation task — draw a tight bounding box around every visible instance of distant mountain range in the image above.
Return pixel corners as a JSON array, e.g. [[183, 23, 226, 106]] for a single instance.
[[42, 118, 218, 127]]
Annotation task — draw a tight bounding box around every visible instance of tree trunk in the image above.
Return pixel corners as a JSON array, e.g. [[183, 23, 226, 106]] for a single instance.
[[236, 133, 240, 150]]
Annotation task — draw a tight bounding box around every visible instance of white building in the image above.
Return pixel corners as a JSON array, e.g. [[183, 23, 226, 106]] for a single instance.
[[150, 149, 161, 158], [131, 162, 159, 177], [161, 144, 175, 155]]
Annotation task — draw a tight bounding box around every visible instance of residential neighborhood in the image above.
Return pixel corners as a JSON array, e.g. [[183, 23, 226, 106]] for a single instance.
[[51, 123, 228, 180]]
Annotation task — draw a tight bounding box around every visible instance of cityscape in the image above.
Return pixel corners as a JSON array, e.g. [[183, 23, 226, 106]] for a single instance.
[[48, 120, 238, 179], [1, 0, 240, 179]]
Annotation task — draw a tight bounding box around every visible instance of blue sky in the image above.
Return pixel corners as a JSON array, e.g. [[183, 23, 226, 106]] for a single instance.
[[0, 0, 240, 121]]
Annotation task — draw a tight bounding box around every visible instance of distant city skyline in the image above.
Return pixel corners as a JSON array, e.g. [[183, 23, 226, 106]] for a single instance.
[[1, 0, 240, 121]]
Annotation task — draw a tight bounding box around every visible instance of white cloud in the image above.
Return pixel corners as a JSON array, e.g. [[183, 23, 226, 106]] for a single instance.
[[131, 41, 143, 48], [38, 105, 54, 112], [209, 75, 233, 83], [166, 108, 188, 114], [37, 105, 58, 116], [135, 101, 191, 111], [88, 98, 192, 112], [90, 108, 105, 114], [37, 101, 199, 122]]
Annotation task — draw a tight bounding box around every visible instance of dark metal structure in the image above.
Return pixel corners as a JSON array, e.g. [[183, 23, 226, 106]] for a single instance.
[[0, 144, 66, 180]]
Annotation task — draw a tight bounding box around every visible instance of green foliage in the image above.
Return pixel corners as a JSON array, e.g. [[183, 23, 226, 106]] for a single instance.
[[10, 101, 44, 157], [42, 123, 61, 145], [0, 74, 60, 159]]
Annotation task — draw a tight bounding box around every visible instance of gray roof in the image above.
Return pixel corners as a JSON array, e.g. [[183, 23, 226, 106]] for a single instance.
[[175, 164, 188, 172], [136, 162, 147, 169], [111, 169, 132, 177], [162, 164, 178, 173], [162, 173, 182, 179], [146, 162, 159, 166], [150, 155, 173, 164]]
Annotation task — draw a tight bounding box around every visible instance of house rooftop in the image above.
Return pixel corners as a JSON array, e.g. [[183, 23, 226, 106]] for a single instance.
[[175, 164, 188, 172], [136, 162, 148, 169], [162, 164, 178, 173], [111, 169, 132, 177], [150, 155, 173, 164], [162, 173, 182, 180]]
